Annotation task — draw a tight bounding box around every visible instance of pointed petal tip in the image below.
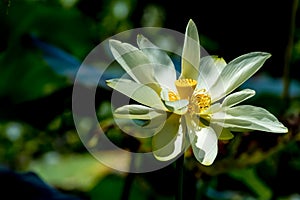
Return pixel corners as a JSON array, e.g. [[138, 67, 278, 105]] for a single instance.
[[262, 52, 272, 59], [136, 34, 143, 42], [201, 160, 214, 166], [108, 39, 119, 45], [137, 34, 143, 39], [188, 18, 195, 25], [281, 126, 289, 133], [186, 19, 197, 32], [108, 39, 122, 49], [136, 34, 148, 46], [255, 51, 272, 58]]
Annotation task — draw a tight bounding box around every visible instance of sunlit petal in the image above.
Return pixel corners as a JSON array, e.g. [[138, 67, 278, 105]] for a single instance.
[[153, 114, 184, 161], [106, 78, 166, 110], [137, 34, 177, 91], [109, 39, 156, 84], [164, 99, 189, 115], [212, 105, 288, 133], [114, 104, 167, 138], [197, 55, 226, 92], [210, 123, 234, 140], [114, 104, 165, 120], [222, 89, 255, 108], [210, 52, 271, 102], [180, 19, 200, 80], [188, 124, 218, 166]]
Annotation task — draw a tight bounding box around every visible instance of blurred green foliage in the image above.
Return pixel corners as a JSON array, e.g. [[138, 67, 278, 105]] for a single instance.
[[1, 0, 300, 200]]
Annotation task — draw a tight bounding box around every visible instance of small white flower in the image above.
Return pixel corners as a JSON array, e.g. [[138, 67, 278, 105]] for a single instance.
[[106, 19, 288, 166]]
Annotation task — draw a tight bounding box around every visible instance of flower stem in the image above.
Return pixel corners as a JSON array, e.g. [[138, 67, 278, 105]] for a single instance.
[[121, 154, 136, 200], [175, 154, 184, 200], [282, 0, 298, 101], [121, 173, 134, 200]]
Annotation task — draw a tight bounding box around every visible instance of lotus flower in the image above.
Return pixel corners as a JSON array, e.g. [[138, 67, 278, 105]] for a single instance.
[[106, 19, 288, 166]]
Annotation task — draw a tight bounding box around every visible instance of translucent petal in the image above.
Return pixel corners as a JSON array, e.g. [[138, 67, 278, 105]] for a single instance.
[[218, 128, 234, 140], [152, 114, 184, 161], [164, 99, 189, 115], [160, 88, 188, 114], [180, 19, 200, 80], [113, 104, 167, 138], [106, 78, 166, 110], [160, 88, 173, 101], [109, 39, 157, 84], [212, 105, 288, 133], [211, 123, 234, 140], [201, 103, 222, 115], [188, 124, 218, 166], [114, 104, 165, 120], [222, 89, 255, 108], [210, 52, 271, 102], [196, 55, 226, 92], [137, 34, 177, 91]]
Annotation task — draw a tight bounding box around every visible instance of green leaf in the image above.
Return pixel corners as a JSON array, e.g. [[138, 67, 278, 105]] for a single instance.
[[180, 19, 200, 80], [212, 105, 288, 133], [90, 173, 149, 200], [222, 89, 255, 107], [29, 153, 107, 191], [152, 114, 183, 161], [109, 39, 156, 85], [229, 168, 272, 200], [210, 52, 271, 102], [5, 1, 95, 58], [106, 79, 166, 110], [0, 50, 68, 103], [137, 34, 177, 91]]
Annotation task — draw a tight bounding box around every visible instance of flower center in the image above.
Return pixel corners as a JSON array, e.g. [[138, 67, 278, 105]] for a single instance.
[[190, 89, 211, 114], [167, 79, 211, 114], [175, 79, 197, 99]]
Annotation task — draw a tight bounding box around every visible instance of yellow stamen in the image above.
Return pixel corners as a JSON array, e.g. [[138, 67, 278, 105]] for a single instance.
[[168, 91, 179, 101], [190, 89, 211, 113], [175, 79, 197, 99]]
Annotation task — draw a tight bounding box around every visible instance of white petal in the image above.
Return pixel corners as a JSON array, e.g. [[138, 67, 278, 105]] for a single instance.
[[106, 78, 166, 110], [210, 52, 271, 102], [187, 119, 218, 166], [201, 103, 222, 115], [152, 114, 184, 161], [137, 34, 177, 91], [222, 89, 255, 108], [180, 19, 200, 80], [212, 105, 288, 133], [197, 55, 226, 92], [114, 104, 164, 120], [210, 123, 234, 140], [114, 104, 167, 138], [109, 39, 156, 84], [164, 100, 189, 115], [160, 88, 188, 114]]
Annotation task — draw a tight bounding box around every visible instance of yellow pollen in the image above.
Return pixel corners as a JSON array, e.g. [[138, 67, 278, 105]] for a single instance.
[[190, 89, 211, 113], [168, 91, 179, 101], [175, 79, 197, 99]]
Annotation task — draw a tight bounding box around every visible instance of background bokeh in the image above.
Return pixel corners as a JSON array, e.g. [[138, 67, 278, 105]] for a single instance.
[[0, 0, 300, 199]]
